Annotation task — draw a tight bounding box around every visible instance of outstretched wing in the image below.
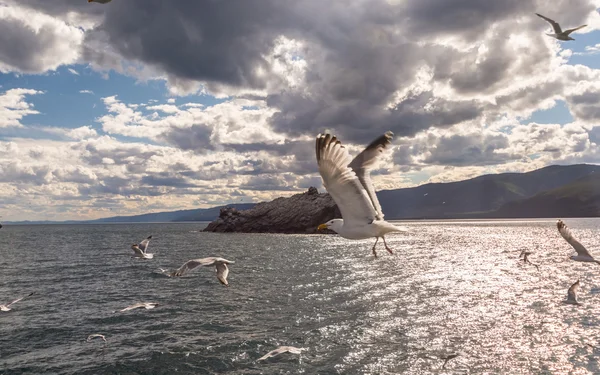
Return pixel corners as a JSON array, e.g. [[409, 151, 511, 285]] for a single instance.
[[348, 131, 393, 220], [131, 245, 145, 256], [138, 235, 152, 253], [174, 258, 211, 276], [564, 24, 587, 36], [536, 13, 562, 33], [6, 292, 34, 307], [316, 134, 378, 226], [567, 280, 580, 302], [216, 263, 229, 285], [557, 220, 593, 258]]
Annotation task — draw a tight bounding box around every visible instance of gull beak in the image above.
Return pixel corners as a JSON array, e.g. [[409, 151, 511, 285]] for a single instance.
[[317, 224, 328, 231]]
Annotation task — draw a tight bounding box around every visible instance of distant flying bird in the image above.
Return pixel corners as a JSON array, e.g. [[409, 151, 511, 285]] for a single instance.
[[535, 13, 587, 41], [519, 250, 540, 270], [257, 346, 305, 361], [160, 257, 234, 286], [557, 220, 600, 264], [131, 235, 154, 259], [114, 302, 158, 313], [88, 0, 112, 3], [564, 280, 580, 305], [87, 334, 107, 342], [0, 292, 34, 312], [315, 132, 408, 257]]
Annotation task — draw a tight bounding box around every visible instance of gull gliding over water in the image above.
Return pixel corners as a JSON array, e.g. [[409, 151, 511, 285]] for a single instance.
[[87, 334, 107, 342], [0, 292, 34, 312], [114, 302, 158, 313], [131, 235, 153, 259], [160, 257, 234, 286], [557, 219, 600, 264], [535, 13, 587, 41], [257, 346, 305, 361], [564, 280, 580, 305], [315, 131, 407, 257]]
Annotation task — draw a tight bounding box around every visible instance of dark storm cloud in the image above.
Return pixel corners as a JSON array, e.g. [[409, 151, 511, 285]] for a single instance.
[[3, 0, 597, 150], [0, 17, 71, 73], [567, 90, 600, 122], [89, 0, 294, 88]]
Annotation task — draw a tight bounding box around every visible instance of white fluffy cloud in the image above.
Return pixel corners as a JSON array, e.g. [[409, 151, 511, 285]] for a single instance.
[[1, 1, 600, 221], [0, 5, 84, 73], [0, 88, 42, 128]]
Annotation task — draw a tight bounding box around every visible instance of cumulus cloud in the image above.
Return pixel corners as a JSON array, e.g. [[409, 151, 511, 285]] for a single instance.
[[0, 5, 84, 73], [0, 88, 42, 128], [1, 0, 600, 221]]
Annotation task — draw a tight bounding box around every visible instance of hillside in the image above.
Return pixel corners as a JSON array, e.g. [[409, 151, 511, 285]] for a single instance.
[[6, 164, 600, 225], [487, 173, 600, 218], [5, 203, 255, 224], [377, 164, 600, 219]]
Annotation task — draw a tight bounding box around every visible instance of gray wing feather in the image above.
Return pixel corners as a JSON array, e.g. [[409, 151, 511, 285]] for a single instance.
[[138, 235, 152, 253], [348, 131, 393, 220], [131, 245, 145, 256], [535, 13, 562, 33], [564, 24, 587, 35]]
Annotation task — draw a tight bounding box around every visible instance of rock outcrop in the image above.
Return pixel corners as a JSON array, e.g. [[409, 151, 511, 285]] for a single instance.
[[203, 187, 341, 234]]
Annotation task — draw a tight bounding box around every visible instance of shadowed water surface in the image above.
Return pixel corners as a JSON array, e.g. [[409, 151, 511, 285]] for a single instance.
[[1, 219, 600, 374]]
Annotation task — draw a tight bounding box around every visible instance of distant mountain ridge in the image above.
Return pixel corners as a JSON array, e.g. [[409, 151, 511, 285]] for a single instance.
[[377, 164, 600, 219], [5, 203, 256, 225], [5, 164, 600, 225]]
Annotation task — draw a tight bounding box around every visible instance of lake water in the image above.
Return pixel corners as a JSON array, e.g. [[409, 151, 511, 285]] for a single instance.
[[1, 219, 600, 374]]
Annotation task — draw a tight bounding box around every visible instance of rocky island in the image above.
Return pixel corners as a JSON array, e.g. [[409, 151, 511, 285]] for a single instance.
[[203, 187, 340, 234]]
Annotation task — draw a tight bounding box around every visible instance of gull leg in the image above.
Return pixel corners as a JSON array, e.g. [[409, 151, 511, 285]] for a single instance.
[[383, 236, 394, 254], [372, 237, 379, 257]]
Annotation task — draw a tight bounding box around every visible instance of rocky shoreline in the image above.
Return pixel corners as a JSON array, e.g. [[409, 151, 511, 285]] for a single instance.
[[203, 187, 340, 234]]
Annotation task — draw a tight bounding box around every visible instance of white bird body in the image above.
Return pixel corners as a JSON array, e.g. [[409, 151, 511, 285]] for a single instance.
[[535, 13, 587, 41], [87, 334, 107, 342], [557, 220, 599, 264], [115, 302, 158, 313], [162, 257, 234, 286], [0, 292, 34, 312], [131, 235, 154, 259], [565, 280, 580, 305], [315, 131, 407, 256], [257, 346, 305, 361]]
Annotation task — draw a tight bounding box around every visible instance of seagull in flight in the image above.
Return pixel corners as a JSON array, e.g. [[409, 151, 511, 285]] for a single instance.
[[87, 334, 107, 342], [114, 302, 158, 313], [564, 280, 581, 305], [535, 13, 587, 41], [557, 219, 600, 264], [88, 0, 112, 4], [257, 346, 305, 361], [0, 292, 34, 312], [160, 257, 234, 286], [519, 250, 540, 270], [316, 131, 407, 257], [131, 235, 153, 259]]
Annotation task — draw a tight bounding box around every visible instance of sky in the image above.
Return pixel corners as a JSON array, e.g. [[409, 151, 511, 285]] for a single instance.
[[0, 0, 600, 221]]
